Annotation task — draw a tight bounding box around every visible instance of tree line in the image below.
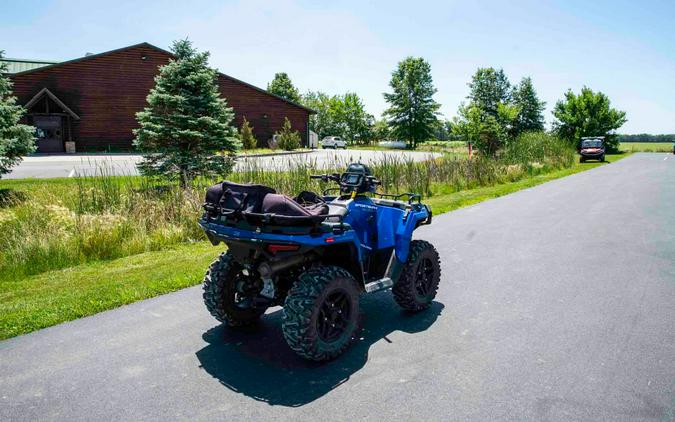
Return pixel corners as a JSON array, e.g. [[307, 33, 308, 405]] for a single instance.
[[0, 39, 632, 183], [269, 59, 628, 154], [617, 133, 674, 143]]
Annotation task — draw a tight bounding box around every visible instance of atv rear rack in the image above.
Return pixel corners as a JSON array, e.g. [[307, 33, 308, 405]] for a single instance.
[[203, 203, 348, 230]]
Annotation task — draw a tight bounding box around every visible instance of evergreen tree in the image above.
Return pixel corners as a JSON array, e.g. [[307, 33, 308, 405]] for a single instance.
[[467, 67, 512, 118], [383, 57, 441, 149], [133, 40, 240, 186], [0, 51, 35, 178], [512, 77, 545, 134], [552, 86, 627, 151], [239, 117, 257, 150], [267, 72, 301, 103], [275, 117, 301, 151]]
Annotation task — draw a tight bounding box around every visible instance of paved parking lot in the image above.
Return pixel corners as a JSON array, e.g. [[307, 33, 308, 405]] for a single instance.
[[4, 149, 440, 179]]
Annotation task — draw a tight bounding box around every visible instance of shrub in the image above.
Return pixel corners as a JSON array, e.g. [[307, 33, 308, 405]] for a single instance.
[[275, 117, 301, 151], [239, 117, 257, 150], [503, 131, 575, 170]]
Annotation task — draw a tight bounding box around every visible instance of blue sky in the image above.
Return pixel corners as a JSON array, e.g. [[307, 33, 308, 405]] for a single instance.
[[2, 0, 674, 133]]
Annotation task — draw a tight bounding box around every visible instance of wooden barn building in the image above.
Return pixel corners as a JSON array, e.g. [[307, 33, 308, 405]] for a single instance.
[[3, 43, 313, 153]]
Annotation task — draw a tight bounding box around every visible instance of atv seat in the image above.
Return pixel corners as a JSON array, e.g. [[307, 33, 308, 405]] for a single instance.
[[326, 202, 349, 222], [262, 194, 329, 217]]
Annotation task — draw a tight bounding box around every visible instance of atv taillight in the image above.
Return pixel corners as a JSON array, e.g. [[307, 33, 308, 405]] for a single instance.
[[267, 244, 300, 254]]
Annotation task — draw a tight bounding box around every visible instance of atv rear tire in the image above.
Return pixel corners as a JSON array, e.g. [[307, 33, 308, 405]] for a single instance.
[[282, 266, 360, 361], [393, 240, 441, 311], [203, 252, 266, 327]]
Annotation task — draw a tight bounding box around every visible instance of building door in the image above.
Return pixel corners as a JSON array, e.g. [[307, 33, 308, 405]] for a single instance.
[[33, 115, 64, 153]]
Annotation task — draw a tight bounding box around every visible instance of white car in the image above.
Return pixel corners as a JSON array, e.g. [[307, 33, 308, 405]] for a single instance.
[[321, 136, 347, 149]]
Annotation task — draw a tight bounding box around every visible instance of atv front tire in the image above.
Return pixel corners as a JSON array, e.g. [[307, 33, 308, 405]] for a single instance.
[[203, 252, 266, 327], [393, 240, 441, 311], [282, 266, 360, 361]]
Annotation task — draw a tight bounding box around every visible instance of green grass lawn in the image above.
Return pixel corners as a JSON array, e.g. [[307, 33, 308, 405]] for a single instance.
[[0, 242, 217, 340], [0, 153, 628, 339], [620, 142, 673, 153]]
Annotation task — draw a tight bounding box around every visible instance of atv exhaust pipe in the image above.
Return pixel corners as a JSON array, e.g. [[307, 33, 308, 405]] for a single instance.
[[257, 254, 308, 279]]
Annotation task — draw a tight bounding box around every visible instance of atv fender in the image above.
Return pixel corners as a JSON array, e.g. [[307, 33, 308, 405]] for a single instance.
[[319, 243, 365, 286], [394, 205, 430, 262]]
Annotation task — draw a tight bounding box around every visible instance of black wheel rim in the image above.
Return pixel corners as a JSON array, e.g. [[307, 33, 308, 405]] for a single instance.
[[415, 257, 435, 298], [233, 292, 253, 309], [317, 290, 352, 342], [232, 270, 260, 309]]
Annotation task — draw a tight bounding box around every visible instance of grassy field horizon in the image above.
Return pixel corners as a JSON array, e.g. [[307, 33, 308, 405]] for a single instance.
[[619, 142, 672, 152]]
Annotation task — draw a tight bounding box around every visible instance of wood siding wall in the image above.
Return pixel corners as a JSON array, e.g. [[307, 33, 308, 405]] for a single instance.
[[10, 44, 310, 151]]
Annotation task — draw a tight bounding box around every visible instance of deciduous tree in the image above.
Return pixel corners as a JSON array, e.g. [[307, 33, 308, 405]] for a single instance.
[[371, 118, 390, 142], [302, 91, 340, 138], [340, 92, 372, 144], [453, 102, 518, 156], [552, 87, 627, 151], [383, 57, 440, 149], [302, 91, 372, 144]]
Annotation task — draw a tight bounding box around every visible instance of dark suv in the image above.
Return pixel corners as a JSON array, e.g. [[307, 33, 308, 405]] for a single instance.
[[579, 137, 605, 162]]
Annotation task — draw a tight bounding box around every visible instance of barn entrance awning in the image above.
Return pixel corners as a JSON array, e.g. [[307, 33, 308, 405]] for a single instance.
[[24, 87, 80, 120]]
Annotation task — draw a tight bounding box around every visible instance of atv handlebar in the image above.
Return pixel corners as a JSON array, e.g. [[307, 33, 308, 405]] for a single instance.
[[311, 173, 381, 188], [310, 173, 340, 183]]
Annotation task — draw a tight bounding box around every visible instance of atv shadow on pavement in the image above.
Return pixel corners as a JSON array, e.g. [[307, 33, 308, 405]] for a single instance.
[[195, 293, 443, 407]]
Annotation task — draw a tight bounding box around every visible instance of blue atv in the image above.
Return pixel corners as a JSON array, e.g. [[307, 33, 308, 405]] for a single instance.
[[199, 163, 441, 361]]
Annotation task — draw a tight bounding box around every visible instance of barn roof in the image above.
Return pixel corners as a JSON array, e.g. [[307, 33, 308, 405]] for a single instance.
[[1, 58, 59, 74], [9, 42, 315, 114]]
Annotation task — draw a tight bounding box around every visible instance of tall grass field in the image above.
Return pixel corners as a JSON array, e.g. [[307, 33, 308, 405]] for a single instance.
[[0, 133, 576, 284]]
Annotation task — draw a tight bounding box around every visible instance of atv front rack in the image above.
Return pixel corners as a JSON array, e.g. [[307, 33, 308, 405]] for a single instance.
[[319, 189, 423, 205], [373, 192, 422, 204]]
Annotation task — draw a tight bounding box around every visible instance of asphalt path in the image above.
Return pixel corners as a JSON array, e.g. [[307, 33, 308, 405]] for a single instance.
[[0, 153, 673, 421], [3, 149, 440, 179]]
